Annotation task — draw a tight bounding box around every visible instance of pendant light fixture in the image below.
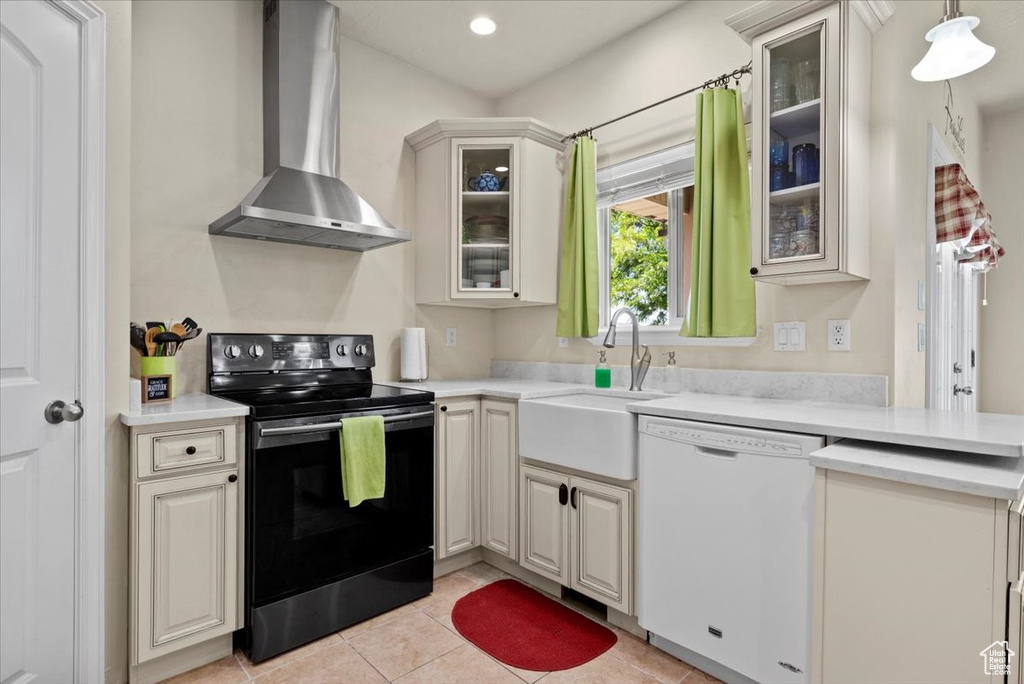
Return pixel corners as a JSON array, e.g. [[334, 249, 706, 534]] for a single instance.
[[912, 0, 995, 82]]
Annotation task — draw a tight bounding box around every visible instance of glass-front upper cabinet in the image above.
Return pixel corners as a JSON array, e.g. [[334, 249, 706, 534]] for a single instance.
[[749, 1, 871, 284], [405, 119, 564, 308], [456, 141, 517, 296]]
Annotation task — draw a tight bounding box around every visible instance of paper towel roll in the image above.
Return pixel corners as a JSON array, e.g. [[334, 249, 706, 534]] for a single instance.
[[401, 327, 427, 381]]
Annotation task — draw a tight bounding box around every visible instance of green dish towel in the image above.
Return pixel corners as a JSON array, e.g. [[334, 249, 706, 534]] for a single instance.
[[339, 415, 386, 507]]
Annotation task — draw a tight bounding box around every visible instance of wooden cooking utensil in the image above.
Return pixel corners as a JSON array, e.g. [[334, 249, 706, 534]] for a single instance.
[[145, 327, 160, 357]]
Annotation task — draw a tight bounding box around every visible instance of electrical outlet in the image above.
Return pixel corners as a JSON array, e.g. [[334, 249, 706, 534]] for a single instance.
[[774, 321, 805, 352], [557, 337, 569, 348], [828, 319, 851, 352], [446, 327, 457, 347]]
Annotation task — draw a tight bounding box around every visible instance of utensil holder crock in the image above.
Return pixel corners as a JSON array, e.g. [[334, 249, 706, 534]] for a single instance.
[[140, 357, 177, 398]]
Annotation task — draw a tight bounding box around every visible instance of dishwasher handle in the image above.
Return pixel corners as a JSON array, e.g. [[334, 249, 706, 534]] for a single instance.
[[695, 445, 740, 460]]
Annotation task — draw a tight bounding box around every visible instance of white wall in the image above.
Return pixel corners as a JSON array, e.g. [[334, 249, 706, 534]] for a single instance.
[[492, 0, 994, 407], [130, 0, 499, 396], [978, 106, 1024, 415]]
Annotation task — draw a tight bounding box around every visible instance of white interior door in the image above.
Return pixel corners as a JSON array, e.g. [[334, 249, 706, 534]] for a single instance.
[[1, 1, 84, 681], [926, 126, 978, 411]]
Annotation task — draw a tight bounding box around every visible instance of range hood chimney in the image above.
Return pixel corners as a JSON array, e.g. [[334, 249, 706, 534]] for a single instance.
[[210, 0, 410, 251]]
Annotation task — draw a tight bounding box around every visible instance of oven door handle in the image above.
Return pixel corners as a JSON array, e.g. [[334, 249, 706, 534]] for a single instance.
[[258, 410, 434, 437]]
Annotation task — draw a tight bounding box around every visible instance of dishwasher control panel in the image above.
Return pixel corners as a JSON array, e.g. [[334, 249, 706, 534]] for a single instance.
[[642, 420, 807, 458]]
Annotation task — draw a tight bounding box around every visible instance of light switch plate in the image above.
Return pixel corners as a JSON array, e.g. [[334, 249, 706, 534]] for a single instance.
[[828, 319, 851, 351], [774, 321, 805, 352], [446, 328, 457, 347]]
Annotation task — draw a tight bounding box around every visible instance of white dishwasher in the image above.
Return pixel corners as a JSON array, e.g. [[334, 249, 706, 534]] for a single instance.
[[637, 415, 823, 684]]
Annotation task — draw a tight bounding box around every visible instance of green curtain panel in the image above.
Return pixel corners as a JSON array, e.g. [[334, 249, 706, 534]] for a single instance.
[[556, 137, 599, 338], [681, 88, 756, 338]]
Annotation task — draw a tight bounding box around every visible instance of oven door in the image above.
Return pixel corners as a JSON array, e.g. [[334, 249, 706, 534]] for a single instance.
[[249, 405, 434, 607]]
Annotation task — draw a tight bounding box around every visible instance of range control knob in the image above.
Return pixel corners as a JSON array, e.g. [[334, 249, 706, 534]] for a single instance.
[[248, 344, 264, 359], [337, 344, 349, 356], [224, 345, 242, 359], [354, 343, 369, 357]]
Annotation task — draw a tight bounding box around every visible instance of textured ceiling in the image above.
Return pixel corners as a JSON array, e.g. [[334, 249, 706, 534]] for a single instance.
[[959, 0, 1024, 114], [332, 1, 685, 99]]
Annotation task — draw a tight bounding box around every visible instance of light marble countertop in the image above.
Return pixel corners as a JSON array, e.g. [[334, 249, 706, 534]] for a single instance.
[[378, 378, 664, 400], [812, 439, 1024, 499], [383, 378, 1024, 458], [627, 393, 1024, 458], [120, 391, 250, 427]]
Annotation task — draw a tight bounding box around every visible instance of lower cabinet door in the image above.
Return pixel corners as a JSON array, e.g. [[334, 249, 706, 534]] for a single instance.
[[519, 465, 570, 585], [436, 400, 479, 558], [570, 477, 631, 614], [136, 470, 238, 663], [480, 400, 518, 560]]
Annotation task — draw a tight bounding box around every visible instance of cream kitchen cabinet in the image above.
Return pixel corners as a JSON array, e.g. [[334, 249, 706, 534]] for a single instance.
[[519, 463, 633, 614], [435, 399, 479, 558], [812, 468, 1022, 683], [520, 465, 571, 585], [128, 418, 244, 671], [405, 119, 564, 307], [480, 399, 518, 559], [730, 1, 884, 284], [434, 397, 519, 562]]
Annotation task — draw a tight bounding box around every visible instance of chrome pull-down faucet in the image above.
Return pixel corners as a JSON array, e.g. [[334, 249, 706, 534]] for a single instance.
[[601, 308, 652, 391]]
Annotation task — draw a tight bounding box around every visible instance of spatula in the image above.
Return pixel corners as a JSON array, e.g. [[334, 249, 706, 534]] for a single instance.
[[145, 327, 160, 357]]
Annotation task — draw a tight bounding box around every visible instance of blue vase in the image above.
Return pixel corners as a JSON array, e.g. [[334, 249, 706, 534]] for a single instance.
[[793, 144, 819, 186], [769, 140, 789, 167]]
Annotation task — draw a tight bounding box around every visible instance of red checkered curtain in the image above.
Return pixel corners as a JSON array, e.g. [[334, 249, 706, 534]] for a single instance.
[[934, 163, 1005, 272]]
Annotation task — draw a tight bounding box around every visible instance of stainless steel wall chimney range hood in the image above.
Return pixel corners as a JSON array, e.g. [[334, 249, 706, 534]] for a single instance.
[[210, 0, 410, 251]]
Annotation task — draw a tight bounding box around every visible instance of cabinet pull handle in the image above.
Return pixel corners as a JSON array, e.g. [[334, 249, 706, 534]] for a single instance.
[[440, 405, 448, 412], [228, 473, 237, 483], [570, 486, 577, 509], [558, 483, 568, 506], [186, 445, 197, 455]]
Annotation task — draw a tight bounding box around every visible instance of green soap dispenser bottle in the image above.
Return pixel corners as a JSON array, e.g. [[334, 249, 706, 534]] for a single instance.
[[595, 350, 611, 388]]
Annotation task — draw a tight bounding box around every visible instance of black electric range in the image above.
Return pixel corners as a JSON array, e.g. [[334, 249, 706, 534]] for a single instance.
[[207, 333, 435, 663]]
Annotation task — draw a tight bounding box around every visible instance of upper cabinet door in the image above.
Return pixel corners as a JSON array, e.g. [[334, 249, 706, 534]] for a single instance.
[[452, 138, 520, 300], [753, 4, 839, 278], [749, 2, 871, 284]]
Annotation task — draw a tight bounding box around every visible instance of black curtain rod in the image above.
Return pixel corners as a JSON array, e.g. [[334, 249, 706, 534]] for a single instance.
[[562, 60, 754, 142]]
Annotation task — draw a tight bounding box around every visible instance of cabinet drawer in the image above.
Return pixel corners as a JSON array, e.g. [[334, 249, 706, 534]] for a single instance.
[[137, 425, 236, 477]]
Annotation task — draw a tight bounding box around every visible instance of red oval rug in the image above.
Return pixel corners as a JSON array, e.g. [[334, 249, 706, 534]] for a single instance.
[[451, 579, 617, 671]]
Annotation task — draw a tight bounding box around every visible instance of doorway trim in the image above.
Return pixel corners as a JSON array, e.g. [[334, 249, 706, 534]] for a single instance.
[[50, 1, 106, 681]]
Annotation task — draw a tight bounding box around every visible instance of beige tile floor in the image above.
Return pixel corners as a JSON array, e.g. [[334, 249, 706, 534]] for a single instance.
[[162, 563, 722, 684]]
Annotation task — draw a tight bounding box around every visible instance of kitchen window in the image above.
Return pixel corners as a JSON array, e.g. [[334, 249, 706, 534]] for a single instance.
[[595, 142, 755, 347]]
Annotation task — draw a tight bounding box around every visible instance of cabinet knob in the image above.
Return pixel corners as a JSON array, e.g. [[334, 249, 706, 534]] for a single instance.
[[750, 267, 759, 276], [228, 474, 237, 483], [186, 446, 197, 455], [513, 292, 520, 299], [440, 405, 448, 412]]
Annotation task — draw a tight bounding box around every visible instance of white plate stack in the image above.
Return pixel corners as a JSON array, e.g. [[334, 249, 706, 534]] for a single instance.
[[400, 327, 428, 381]]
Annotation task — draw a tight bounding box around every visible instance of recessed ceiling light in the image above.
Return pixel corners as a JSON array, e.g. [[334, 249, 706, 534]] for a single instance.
[[495, 166, 509, 172], [470, 17, 497, 36]]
